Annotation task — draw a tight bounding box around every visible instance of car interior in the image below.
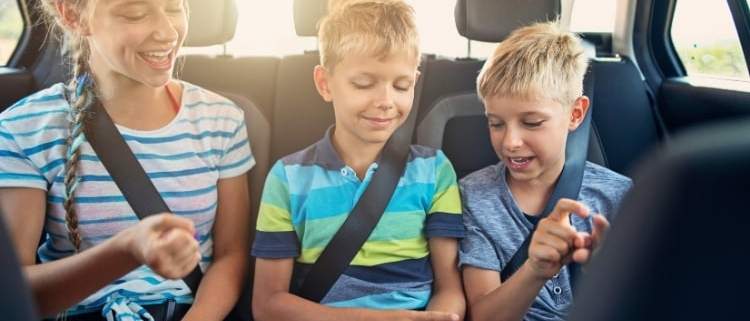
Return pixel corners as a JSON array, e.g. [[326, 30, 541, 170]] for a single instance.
[[1, 0, 749, 320]]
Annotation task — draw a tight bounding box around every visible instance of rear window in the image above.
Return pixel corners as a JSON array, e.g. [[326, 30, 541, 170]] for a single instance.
[[183, 0, 482, 58], [182, 0, 617, 59], [569, 0, 616, 33]]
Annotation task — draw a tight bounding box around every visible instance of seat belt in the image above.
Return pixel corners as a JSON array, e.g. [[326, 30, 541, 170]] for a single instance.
[[499, 67, 595, 290], [86, 100, 202, 295], [297, 58, 428, 302]]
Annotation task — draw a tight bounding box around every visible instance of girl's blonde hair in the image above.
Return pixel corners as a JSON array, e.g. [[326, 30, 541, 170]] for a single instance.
[[318, 0, 420, 71], [38, 0, 98, 252], [477, 21, 589, 106]]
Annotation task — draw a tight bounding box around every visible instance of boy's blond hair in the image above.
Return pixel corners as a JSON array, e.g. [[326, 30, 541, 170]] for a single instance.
[[318, 0, 420, 71], [477, 21, 588, 106]]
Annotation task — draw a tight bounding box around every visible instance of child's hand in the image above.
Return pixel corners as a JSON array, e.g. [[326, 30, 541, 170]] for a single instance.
[[121, 214, 201, 279], [570, 213, 610, 264], [527, 199, 590, 280]]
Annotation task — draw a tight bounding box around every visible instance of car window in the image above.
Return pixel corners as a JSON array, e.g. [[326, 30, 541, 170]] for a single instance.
[[183, 0, 486, 58], [179, 0, 527, 58], [182, 0, 618, 59], [0, 0, 24, 66], [671, 0, 749, 81], [569, 0, 616, 33]]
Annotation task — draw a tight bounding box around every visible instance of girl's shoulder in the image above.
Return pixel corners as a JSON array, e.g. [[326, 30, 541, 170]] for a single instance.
[[0, 83, 70, 131], [179, 81, 244, 120], [2, 83, 69, 114]]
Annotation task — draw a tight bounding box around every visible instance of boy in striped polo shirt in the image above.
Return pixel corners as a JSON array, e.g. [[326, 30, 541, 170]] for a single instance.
[[251, 1, 465, 321]]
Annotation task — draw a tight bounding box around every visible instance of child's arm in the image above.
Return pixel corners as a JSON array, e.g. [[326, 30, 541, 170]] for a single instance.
[[252, 258, 459, 321], [463, 262, 547, 321], [0, 187, 200, 316], [182, 174, 250, 321], [424, 151, 465, 319], [463, 199, 590, 321], [426, 237, 465, 320]]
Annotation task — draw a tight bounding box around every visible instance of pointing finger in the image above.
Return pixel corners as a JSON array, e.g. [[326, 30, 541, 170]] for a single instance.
[[547, 199, 590, 223]]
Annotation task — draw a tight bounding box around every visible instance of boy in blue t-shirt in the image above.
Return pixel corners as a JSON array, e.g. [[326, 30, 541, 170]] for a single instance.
[[251, 1, 465, 321], [459, 22, 632, 321]]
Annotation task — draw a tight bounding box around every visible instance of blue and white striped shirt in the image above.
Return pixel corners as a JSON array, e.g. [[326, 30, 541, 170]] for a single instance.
[[0, 81, 254, 315]]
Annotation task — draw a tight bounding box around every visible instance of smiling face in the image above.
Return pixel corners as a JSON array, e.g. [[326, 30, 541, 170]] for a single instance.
[[485, 94, 589, 186], [85, 0, 187, 87], [314, 51, 419, 148]]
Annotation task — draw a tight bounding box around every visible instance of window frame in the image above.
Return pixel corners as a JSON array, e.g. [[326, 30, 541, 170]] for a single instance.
[[727, 0, 750, 77]]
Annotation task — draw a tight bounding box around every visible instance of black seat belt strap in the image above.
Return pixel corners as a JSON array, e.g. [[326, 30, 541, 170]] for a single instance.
[[297, 139, 410, 302], [86, 101, 202, 294], [297, 58, 428, 302]]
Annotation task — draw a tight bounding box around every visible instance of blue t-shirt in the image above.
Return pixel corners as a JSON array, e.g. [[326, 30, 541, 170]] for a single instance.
[[252, 127, 465, 309], [0, 81, 254, 316], [458, 161, 632, 321]]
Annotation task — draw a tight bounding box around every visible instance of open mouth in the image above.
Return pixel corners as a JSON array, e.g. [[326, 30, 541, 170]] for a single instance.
[[507, 156, 534, 170], [138, 49, 174, 70]]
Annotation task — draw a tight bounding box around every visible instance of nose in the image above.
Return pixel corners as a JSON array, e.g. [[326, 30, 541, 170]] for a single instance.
[[152, 11, 180, 44], [375, 85, 395, 111], [502, 126, 524, 152]]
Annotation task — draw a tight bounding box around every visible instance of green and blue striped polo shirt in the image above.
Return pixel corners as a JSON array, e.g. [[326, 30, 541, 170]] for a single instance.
[[252, 127, 464, 309]]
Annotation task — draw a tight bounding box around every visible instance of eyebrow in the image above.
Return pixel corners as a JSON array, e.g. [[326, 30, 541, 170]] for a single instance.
[[352, 72, 376, 79], [112, 0, 149, 5], [394, 75, 414, 82], [109, 0, 149, 9], [485, 111, 549, 119], [112, 0, 181, 9], [518, 111, 549, 117], [351, 72, 414, 82]]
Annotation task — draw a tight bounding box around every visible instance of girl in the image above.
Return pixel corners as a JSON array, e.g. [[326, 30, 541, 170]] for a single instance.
[[0, 0, 253, 320]]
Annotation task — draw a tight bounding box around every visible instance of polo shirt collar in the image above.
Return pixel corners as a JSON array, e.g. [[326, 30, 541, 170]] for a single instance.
[[315, 126, 384, 171]]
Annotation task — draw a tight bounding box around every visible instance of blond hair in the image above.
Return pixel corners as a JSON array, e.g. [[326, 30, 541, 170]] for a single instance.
[[318, 0, 420, 71], [477, 21, 588, 106], [39, 0, 99, 252]]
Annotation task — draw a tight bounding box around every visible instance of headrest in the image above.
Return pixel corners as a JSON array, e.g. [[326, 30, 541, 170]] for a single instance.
[[184, 0, 238, 46], [294, 0, 328, 37], [455, 0, 560, 42]]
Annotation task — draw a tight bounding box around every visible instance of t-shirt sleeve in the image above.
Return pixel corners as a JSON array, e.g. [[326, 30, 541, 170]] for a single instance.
[[251, 160, 300, 258], [0, 122, 48, 190], [425, 150, 465, 238], [218, 116, 255, 179], [458, 188, 502, 271]]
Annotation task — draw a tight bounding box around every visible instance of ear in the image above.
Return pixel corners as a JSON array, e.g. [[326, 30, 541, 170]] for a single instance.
[[313, 65, 333, 102], [54, 0, 91, 35], [568, 95, 590, 131]]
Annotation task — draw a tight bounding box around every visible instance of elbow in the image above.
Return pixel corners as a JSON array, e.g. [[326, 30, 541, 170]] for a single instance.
[[251, 297, 265, 321], [465, 298, 490, 321], [251, 293, 274, 321], [35, 294, 68, 319], [468, 310, 491, 321]]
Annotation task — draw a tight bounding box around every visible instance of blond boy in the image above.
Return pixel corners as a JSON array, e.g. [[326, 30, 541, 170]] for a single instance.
[[251, 1, 465, 321], [458, 22, 632, 321]]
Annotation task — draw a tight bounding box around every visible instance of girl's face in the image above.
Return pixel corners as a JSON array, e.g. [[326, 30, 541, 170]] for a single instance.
[[85, 0, 187, 88]]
